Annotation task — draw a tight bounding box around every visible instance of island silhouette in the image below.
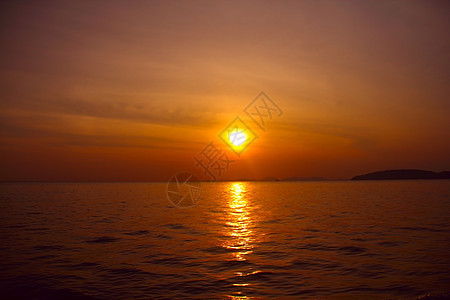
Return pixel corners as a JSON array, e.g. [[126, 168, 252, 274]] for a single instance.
[[251, 169, 450, 182], [352, 169, 450, 180]]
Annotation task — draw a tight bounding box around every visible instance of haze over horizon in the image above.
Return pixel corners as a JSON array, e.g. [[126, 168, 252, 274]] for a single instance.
[[1, 1, 449, 182]]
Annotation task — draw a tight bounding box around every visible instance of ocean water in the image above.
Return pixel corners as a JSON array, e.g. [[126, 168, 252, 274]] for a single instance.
[[0, 180, 449, 299]]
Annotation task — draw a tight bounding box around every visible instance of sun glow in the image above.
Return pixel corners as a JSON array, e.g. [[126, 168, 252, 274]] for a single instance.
[[228, 129, 247, 147]]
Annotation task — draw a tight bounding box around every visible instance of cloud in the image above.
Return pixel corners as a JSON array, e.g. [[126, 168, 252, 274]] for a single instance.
[[0, 109, 207, 151]]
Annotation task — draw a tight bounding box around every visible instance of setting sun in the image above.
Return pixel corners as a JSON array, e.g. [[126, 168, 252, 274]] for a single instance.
[[229, 129, 247, 147]]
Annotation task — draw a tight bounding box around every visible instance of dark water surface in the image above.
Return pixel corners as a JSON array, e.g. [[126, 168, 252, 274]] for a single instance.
[[0, 181, 449, 299]]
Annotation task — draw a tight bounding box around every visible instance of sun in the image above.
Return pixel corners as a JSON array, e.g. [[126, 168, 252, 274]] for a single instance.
[[228, 129, 247, 147], [219, 116, 258, 155]]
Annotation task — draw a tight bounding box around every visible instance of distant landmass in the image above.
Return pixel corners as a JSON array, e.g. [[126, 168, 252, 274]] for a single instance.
[[260, 177, 280, 181], [257, 176, 328, 181], [352, 169, 450, 180], [282, 176, 328, 181]]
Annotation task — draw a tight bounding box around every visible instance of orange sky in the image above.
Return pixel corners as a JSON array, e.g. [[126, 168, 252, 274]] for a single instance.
[[0, 1, 449, 181]]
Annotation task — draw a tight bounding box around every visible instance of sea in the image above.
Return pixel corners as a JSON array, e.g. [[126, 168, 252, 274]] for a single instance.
[[0, 180, 449, 299]]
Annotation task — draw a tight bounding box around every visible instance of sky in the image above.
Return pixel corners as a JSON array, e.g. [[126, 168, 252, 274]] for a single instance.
[[0, 0, 449, 181]]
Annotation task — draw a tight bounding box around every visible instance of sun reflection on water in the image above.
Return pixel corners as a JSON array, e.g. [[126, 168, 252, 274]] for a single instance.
[[224, 182, 254, 261], [221, 182, 264, 298]]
